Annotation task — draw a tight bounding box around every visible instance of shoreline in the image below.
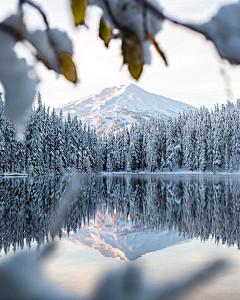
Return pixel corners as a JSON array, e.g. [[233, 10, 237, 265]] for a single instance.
[[100, 170, 240, 177], [1, 171, 240, 178]]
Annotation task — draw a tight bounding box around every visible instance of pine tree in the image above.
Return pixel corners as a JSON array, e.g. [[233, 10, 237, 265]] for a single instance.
[[212, 104, 223, 173], [55, 110, 66, 174], [0, 94, 6, 173], [199, 124, 207, 172], [166, 118, 176, 171], [183, 115, 195, 171]]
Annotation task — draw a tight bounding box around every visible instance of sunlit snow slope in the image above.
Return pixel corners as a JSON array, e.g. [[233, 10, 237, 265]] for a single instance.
[[56, 84, 196, 134], [62, 210, 187, 261]]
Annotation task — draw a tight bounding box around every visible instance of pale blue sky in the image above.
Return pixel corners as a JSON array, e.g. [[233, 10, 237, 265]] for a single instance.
[[1, 0, 240, 109]]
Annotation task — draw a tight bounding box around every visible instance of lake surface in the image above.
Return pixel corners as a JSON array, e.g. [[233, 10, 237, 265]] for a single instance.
[[1, 174, 240, 299]]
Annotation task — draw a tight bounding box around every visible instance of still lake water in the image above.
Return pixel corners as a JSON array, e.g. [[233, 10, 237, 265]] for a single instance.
[[1, 174, 240, 299]]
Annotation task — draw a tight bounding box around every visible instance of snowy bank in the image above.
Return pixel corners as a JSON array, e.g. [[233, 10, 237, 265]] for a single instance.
[[0, 173, 28, 177], [101, 168, 240, 177]]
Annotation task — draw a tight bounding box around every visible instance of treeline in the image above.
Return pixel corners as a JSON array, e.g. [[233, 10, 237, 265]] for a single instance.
[[1, 93, 240, 174], [0, 94, 100, 174], [104, 99, 240, 173]]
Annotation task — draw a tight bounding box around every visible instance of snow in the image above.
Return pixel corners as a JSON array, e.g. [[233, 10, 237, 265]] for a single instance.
[[188, 3, 240, 65], [0, 172, 28, 177], [56, 84, 196, 134], [25, 28, 74, 73], [102, 168, 240, 177], [0, 12, 39, 133], [90, 0, 163, 64]]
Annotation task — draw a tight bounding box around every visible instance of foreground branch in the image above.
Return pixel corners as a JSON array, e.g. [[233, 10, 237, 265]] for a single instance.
[[0, 23, 22, 41], [133, 0, 207, 37], [19, 0, 60, 67]]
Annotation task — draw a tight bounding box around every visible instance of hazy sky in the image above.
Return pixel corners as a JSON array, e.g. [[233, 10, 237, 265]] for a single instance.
[[1, 0, 240, 109]]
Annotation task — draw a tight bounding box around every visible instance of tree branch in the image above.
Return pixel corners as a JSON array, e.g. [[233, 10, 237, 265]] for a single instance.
[[141, 0, 149, 40], [0, 23, 23, 41], [133, 0, 207, 37], [101, 0, 123, 32], [19, 0, 60, 65]]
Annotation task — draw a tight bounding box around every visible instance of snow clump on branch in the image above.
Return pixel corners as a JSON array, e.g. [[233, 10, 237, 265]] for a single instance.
[[95, 0, 164, 64], [185, 3, 240, 65]]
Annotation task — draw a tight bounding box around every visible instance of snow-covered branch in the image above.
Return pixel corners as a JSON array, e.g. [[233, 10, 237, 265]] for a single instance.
[[0, 6, 77, 131], [79, 0, 240, 78]]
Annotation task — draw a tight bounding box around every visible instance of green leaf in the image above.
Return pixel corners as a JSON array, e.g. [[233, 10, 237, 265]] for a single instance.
[[70, 0, 87, 26], [59, 52, 78, 83], [99, 17, 112, 47]]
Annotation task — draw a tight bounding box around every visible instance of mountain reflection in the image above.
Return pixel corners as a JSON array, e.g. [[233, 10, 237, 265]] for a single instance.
[[61, 209, 186, 260], [1, 175, 240, 254]]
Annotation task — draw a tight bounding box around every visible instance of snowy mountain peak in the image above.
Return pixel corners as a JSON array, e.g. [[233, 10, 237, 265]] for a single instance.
[[98, 83, 139, 96], [125, 83, 147, 93], [97, 85, 125, 98], [56, 84, 196, 134]]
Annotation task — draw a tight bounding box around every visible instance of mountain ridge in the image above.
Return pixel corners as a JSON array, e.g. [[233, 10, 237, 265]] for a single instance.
[[56, 84, 196, 134]]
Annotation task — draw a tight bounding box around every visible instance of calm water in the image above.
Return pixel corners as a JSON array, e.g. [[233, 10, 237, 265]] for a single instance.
[[1, 174, 240, 299]]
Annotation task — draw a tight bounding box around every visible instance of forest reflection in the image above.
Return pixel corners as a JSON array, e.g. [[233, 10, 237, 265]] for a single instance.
[[1, 175, 240, 254]]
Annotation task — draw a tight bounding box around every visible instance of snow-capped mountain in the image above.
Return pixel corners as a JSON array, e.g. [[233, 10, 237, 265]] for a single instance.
[[62, 210, 187, 261], [56, 84, 196, 134]]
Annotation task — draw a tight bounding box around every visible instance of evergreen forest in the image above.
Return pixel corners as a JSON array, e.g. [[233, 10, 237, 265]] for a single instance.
[[1, 93, 240, 174]]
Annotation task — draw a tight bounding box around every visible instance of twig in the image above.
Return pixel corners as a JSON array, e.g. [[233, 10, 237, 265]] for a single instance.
[[133, 0, 207, 37]]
